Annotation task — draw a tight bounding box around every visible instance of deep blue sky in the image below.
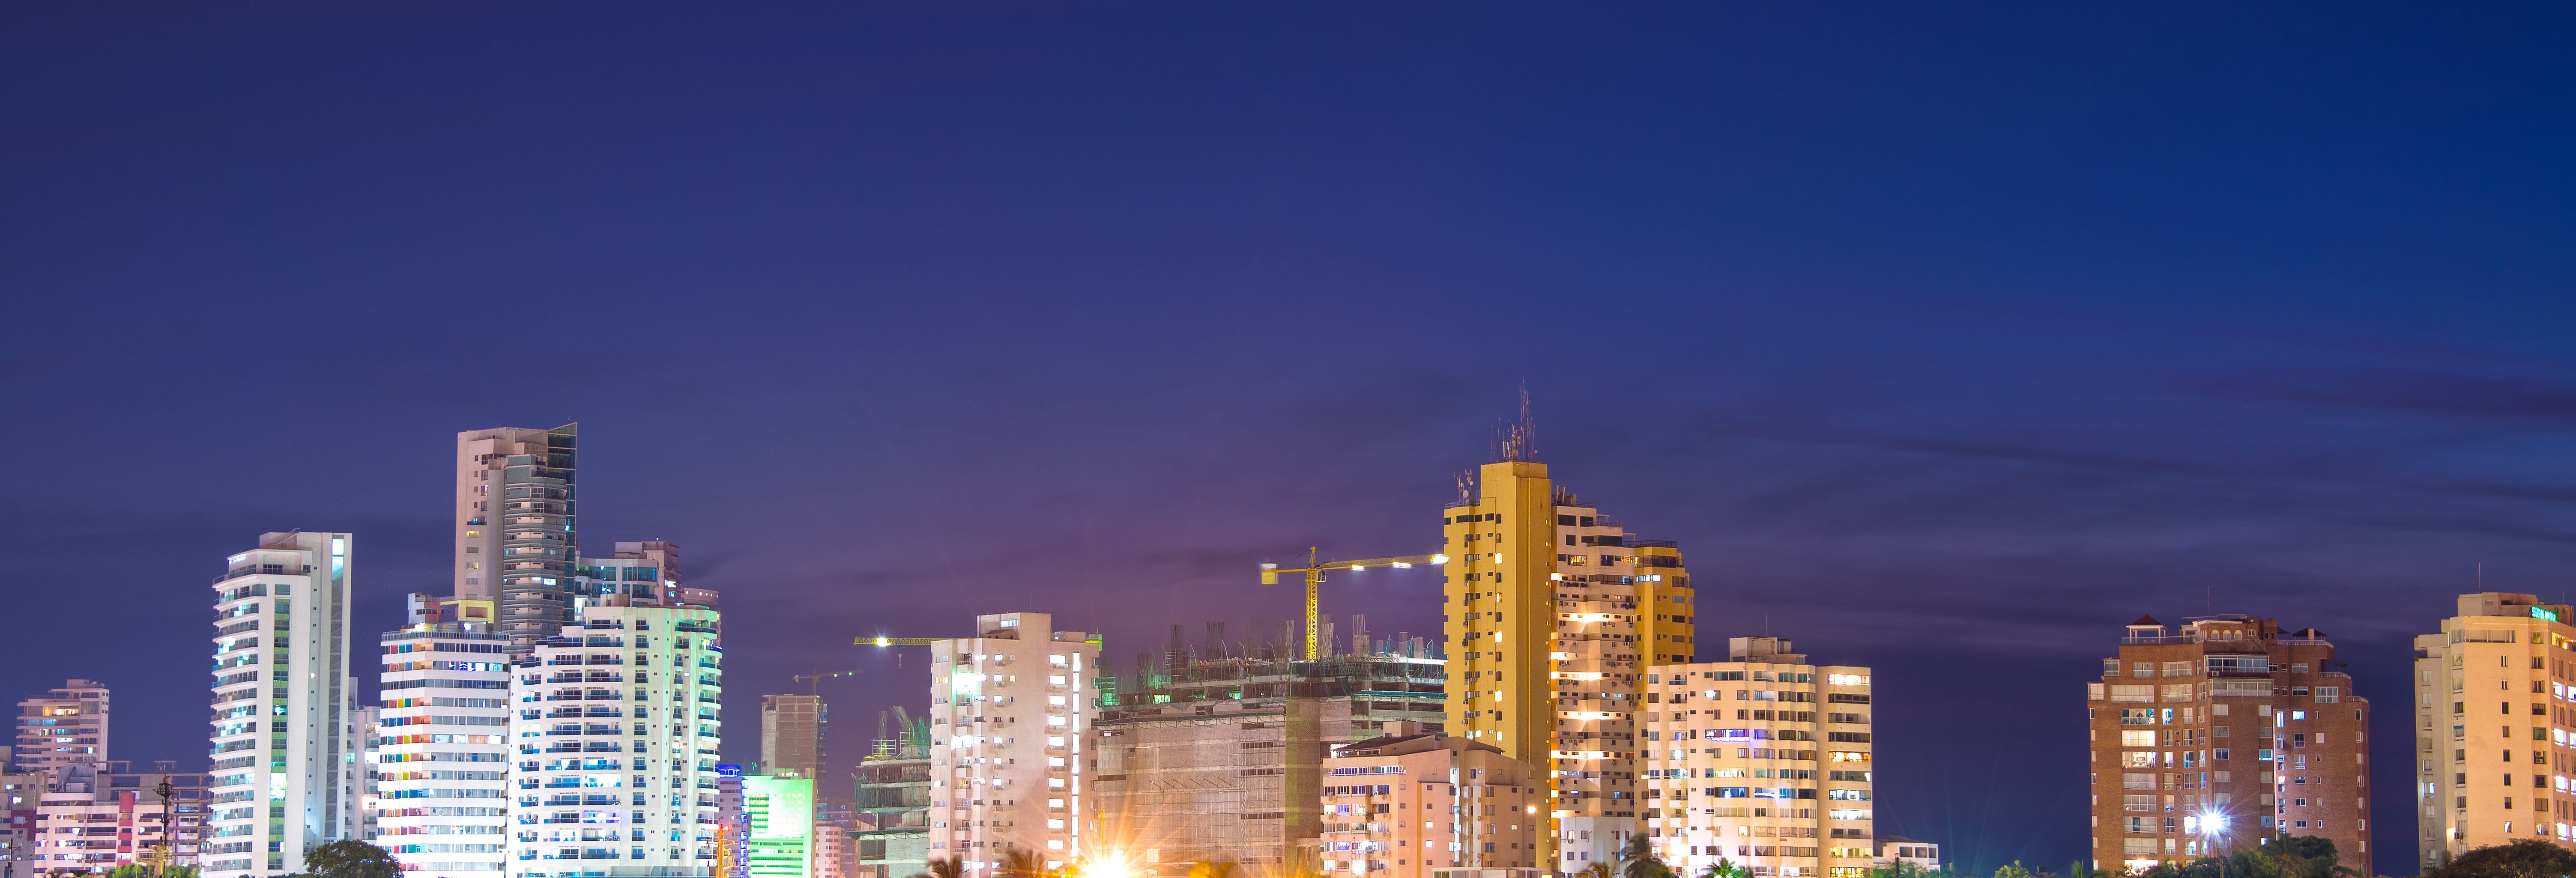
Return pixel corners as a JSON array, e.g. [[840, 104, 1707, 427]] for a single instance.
[[9, 4, 2576, 875]]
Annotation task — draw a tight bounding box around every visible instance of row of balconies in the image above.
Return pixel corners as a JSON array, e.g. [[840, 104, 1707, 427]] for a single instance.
[[541, 672, 625, 684]]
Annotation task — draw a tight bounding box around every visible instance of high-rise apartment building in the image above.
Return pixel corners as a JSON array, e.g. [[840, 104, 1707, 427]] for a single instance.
[[925, 613, 1101, 873], [762, 697, 826, 783], [29, 762, 207, 876], [1643, 637, 1873, 878], [2091, 614, 2369, 874], [353, 705, 380, 843], [505, 603, 724, 878], [1316, 725, 1543, 878], [14, 681, 109, 775], [378, 624, 512, 878], [1443, 454, 1697, 867], [743, 775, 815, 878], [2414, 592, 2576, 869], [205, 532, 361, 878], [455, 425, 580, 652]]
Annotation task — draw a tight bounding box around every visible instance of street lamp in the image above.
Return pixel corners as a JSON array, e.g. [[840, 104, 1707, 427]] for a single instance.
[[153, 779, 176, 878], [2196, 809, 2230, 878]]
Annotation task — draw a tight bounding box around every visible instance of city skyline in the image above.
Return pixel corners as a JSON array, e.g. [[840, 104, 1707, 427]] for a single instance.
[[7, 417, 2539, 877], [14, 5, 2576, 877]]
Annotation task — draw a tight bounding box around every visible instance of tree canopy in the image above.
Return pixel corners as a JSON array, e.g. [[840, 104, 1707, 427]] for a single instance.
[[300, 840, 399, 878], [2427, 839, 2576, 878]]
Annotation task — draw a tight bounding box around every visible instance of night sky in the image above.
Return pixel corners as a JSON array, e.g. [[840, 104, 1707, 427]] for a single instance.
[[9, 4, 2576, 875]]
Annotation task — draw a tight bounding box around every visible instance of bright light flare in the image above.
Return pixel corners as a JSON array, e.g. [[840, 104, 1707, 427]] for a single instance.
[[873, 637, 890, 647], [1079, 854, 1136, 878], [1431, 555, 1450, 564]]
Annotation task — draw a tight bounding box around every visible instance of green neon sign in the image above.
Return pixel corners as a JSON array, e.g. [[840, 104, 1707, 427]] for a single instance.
[[2534, 606, 2560, 623]]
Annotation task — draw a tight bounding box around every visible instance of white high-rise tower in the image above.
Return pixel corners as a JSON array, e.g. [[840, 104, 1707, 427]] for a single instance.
[[377, 623, 513, 878], [205, 532, 362, 878]]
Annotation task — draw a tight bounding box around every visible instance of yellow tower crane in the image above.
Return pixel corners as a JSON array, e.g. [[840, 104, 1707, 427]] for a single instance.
[[849, 636, 946, 667], [855, 636, 943, 647], [1260, 547, 1449, 660]]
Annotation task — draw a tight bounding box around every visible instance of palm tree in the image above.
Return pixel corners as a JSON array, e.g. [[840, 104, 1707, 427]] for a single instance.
[[1581, 862, 1620, 878], [1621, 834, 1671, 878], [1001, 847, 1048, 878], [1190, 860, 1241, 878], [916, 854, 964, 878], [1701, 859, 1745, 878]]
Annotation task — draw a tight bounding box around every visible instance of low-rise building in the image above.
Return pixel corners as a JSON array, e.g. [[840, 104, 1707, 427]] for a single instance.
[[30, 762, 205, 877], [1315, 724, 1542, 878], [1872, 836, 1939, 872]]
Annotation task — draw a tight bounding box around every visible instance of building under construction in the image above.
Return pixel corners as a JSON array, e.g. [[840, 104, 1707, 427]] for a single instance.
[[1093, 618, 1443, 874], [850, 709, 932, 878]]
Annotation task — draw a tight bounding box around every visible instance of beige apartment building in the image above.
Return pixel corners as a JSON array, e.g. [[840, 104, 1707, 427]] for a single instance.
[[1644, 637, 1874, 878], [1316, 725, 1543, 878], [2089, 614, 2369, 873], [926, 612, 1102, 874], [2413, 592, 2576, 870], [1444, 453, 1697, 869], [13, 680, 109, 776], [453, 424, 579, 652]]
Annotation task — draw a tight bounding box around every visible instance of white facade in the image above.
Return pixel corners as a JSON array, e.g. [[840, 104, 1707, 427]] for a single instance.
[[379, 625, 514, 878], [356, 705, 381, 842], [204, 532, 361, 878], [926, 612, 1100, 872], [13, 679, 109, 775], [507, 604, 725, 878]]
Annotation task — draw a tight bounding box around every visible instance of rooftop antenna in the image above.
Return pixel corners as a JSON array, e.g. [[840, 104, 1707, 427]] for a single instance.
[[1500, 386, 1538, 463]]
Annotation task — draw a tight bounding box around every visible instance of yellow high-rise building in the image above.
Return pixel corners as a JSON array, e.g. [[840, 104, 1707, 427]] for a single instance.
[[1444, 456, 1699, 870]]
